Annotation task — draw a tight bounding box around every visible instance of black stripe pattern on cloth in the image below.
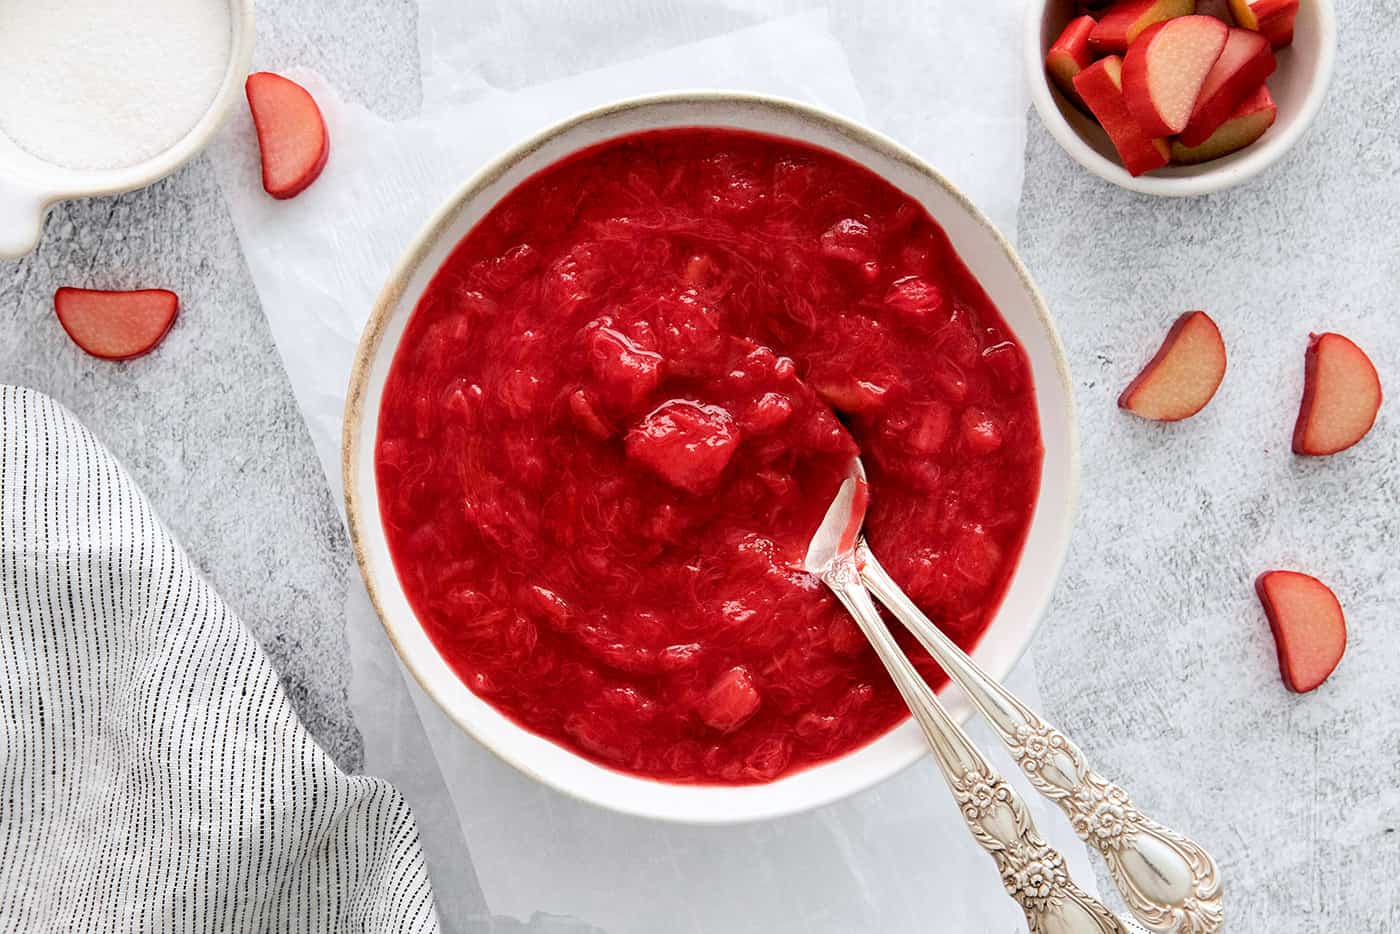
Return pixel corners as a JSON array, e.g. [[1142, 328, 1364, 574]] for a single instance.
[[0, 385, 440, 934]]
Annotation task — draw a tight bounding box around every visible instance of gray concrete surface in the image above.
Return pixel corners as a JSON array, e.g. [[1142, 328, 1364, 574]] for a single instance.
[[2, 1, 1396, 931]]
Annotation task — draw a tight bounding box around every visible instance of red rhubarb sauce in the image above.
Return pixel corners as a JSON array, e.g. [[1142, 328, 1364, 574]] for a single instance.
[[376, 129, 1042, 784]]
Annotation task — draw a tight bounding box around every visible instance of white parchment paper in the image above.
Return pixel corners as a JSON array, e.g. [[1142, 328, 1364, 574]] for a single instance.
[[211, 8, 1099, 932]]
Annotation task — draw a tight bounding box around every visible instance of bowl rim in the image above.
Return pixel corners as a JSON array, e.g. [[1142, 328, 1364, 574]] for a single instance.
[[342, 90, 1081, 823], [1023, 0, 1338, 197], [0, 0, 256, 258]]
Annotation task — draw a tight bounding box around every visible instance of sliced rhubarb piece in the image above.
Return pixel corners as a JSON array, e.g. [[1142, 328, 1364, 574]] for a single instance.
[[1255, 571, 1346, 693], [1046, 16, 1099, 104], [1118, 311, 1226, 420], [1228, 0, 1297, 47], [1073, 56, 1171, 176], [53, 288, 179, 361], [1178, 28, 1275, 146], [1292, 332, 1382, 456], [245, 72, 329, 199], [1122, 16, 1229, 137], [1089, 0, 1197, 54], [1172, 84, 1276, 163]]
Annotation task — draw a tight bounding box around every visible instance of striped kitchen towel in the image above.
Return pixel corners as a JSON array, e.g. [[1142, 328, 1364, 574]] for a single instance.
[[0, 385, 440, 933]]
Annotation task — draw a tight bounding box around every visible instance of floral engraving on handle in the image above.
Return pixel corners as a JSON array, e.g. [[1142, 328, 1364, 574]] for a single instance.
[[1068, 783, 1140, 850], [1004, 717, 1222, 934], [952, 767, 1012, 821], [1002, 844, 1069, 915], [949, 766, 1123, 934]]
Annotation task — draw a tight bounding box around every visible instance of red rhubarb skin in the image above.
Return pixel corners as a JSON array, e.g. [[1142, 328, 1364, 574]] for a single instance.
[[1089, 0, 1156, 54], [1074, 57, 1171, 176], [1178, 28, 1275, 147], [1230, 0, 1297, 47], [375, 129, 1044, 784], [1258, 13, 1294, 48], [1047, 15, 1099, 106], [1089, 0, 1194, 54], [1049, 15, 1098, 69]]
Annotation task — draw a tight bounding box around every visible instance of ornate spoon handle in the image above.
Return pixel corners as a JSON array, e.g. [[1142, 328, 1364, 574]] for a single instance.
[[822, 557, 1127, 934], [858, 543, 1223, 934]]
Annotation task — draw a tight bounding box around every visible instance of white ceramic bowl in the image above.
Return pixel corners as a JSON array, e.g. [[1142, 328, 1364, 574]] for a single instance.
[[0, 0, 255, 258], [343, 92, 1079, 824], [1026, 0, 1336, 196]]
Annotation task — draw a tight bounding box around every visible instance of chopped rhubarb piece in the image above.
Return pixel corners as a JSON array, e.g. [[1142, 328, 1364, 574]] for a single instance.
[[624, 399, 740, 493], [1257, 13, 1294, 48], [1228, 0, 1297, 47], [1172, 84, 1276, 163], [1255, 571, 1346, 693], [1123, 16, 1229, 137], [1089, 0, 1197, 54], [587, 323, 663, 411], [699, 666, 762, 732], [53, 287, 179, 361], [960, 407, 1004, 453], [884, 275, 946, 319], [1292, 333, 1382, 456], [1178, 28, 1275, 146], [245, 72, 330, 199], [1046, 16, 1099, 103], [1073, 57, 1171, 176], [1118, 311, 1226, 420]]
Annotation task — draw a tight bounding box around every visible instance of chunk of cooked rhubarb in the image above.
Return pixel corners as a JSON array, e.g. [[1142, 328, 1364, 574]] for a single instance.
[[1292, 333, 1382, 456], [699, 666, 762, 732], [1073, 56, 1171, 176], [1178, 27, 1275, 146], [1118, 311, 1226, 420], [1228, 0, 1297, 47], [53, 287, 179, 360], [1046, 16, 1099, 103], [245, 72, 330, 199], [1171, 84, 1276, 164], [1255, 571, 1346, 693], [624, 399, 740, 493], [1122, 16, 1229, 137], [1089, 0, 1197, 54]]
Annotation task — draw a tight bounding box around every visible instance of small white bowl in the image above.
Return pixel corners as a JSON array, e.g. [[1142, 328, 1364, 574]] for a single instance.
[[0, 0, 255, 258], [1026, 0, 1336, 196], [343, 92, 1080, 824]]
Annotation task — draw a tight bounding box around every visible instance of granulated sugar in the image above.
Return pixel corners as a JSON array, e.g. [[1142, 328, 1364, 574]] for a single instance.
[[0, 0, 231, 170]]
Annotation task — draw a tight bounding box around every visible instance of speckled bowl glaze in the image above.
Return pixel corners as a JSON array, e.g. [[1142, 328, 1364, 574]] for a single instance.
[[343, 92, 1080, 824], [0, 0, 255, 258], [1027, 0, 1336, 196]]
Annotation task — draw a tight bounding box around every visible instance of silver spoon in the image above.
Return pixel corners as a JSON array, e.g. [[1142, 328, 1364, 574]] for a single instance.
[[857, 545, 1223, 934], [808, 457, 1223, 933], [804, 461, 1128, 934]]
